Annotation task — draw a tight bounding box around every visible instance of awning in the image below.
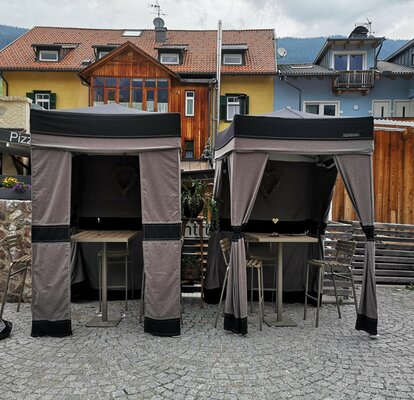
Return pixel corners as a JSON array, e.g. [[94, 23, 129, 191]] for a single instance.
[[0, 128, 31, 157]]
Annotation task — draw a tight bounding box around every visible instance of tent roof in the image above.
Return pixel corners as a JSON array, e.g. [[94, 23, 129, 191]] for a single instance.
[[30, 103, 181, 139], [215, 108, 373, 152]]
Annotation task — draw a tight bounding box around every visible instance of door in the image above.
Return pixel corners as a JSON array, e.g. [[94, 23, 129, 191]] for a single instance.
[[394, 100, 412, 117], [372, 100, 391, 118]]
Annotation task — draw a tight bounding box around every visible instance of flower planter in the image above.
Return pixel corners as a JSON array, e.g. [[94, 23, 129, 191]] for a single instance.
[[0, 188, 31, 200]]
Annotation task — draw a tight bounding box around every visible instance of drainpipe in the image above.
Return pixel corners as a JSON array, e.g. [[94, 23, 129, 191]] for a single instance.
[[213, 20, 223, 158], [374, 41, 383, 69], [281, 75, 302, 111], [1, 72, 9, 96]]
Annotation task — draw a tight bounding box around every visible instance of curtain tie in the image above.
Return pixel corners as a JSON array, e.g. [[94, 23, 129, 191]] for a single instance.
[[231, 225, 244, 241], [361, 224, 375, 241]]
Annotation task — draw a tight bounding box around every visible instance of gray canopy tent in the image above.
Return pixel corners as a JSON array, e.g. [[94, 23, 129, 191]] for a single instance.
[[30, 104, 182, 337], [213, 108, 376, 336]]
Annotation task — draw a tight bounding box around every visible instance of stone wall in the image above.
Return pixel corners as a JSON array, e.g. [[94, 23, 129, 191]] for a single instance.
[[0, 200, 32, 305], [0, 96, 31, 130]]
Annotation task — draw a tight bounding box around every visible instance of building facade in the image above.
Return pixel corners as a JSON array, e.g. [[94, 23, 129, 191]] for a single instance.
[[0, 24, 276, 166], [274, 26, 414, 118]]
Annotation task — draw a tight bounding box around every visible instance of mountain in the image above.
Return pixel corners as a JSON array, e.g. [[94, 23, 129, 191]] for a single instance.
[[0, 25, 27, 50], [277, 36, 410, 64], [0, 25, 410, 64]]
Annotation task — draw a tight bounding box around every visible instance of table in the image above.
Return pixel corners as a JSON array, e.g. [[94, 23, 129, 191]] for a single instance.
[[244, 232, 318, 327], [71, 230, 139, 327]]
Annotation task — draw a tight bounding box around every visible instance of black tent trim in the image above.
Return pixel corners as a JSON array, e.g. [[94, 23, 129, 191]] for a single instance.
[[30, 109, 181, 138]]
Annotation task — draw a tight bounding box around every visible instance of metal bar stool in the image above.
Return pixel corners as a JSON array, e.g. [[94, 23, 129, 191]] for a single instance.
[[304, 240, 357, 327], [97, 249, 131, 312], [214, 238, 265, 331], [1, 234, 31, 320]]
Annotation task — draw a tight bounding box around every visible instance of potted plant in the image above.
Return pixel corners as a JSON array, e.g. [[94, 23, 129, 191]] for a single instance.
[[181, 255, 201, 281], [181, 179, 206, 218]]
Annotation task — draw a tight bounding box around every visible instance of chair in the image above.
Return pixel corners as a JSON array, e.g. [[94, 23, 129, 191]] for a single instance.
[[304, 240, 358, 327], [97, 248, 131, 312], [214, 238, 265, 330], [1, 234, 31, 320]]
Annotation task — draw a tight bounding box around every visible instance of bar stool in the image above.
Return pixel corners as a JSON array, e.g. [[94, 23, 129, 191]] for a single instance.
[[214, 238, 265, 330], [304, 240, 357, 327], [97, 249, 131, 312], [1, 234, 31, 319]]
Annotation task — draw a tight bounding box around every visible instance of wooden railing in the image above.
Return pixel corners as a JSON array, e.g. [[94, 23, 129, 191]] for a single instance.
[[334, 70, 375, 90], [326, 221, 414, 285]]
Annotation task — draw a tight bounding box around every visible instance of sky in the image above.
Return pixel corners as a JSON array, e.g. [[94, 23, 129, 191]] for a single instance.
[[1, 0, 414, 39]]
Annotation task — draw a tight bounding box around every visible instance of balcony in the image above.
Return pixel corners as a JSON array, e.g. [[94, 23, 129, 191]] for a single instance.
[[333, 70, 375, 94]]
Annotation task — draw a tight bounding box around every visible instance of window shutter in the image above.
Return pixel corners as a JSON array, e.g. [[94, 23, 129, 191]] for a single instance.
[[220, 95, 227, 120], [50, 93, 57, 109], [26, 92, 35, 102], [239, 94, 249, 115]]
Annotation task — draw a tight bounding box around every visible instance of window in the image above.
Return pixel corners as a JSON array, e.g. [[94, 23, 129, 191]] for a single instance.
[[227, 96, 240, 121], [220, 94, 249, 121], [91, 77, 169, 111], [333, 53, 365, 70], [304, 102, 338, 116], [223, 53, 243, 65], [412, 54, 414, 66], [26, 91, 56, 109], [39, 50, 59, 62], [184, 140, 194, 159], [185, 91, 195, 116], [160, 53, 180, 65], [98, 51, 110, 59]]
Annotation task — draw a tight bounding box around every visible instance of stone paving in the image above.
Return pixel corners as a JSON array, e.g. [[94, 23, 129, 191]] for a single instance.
[[1, 286, 414, 399]]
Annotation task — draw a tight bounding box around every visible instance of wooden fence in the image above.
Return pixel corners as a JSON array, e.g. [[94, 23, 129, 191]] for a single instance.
[[332, 122, 414, 224], [326, 221, 414, 286]]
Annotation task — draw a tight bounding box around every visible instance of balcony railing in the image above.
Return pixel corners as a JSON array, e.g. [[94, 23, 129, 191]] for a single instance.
[[334, 70, 375, 90]]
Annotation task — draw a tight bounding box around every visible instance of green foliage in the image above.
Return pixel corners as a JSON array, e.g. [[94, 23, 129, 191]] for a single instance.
[[406, 283, 414, 291], [181, 179, 206, 218]]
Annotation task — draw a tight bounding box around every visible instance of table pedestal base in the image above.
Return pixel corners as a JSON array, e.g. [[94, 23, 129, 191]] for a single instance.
[[264, 315, 298, 327], [86, 316, 122, 327]]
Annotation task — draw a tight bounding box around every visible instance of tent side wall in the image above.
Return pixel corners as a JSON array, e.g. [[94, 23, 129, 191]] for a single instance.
[[140, 150, 182, 336], [31, 149, 72, 337]]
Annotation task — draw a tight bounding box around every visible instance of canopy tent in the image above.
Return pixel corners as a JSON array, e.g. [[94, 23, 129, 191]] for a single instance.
[[30, 103, 182, 337], [213, 108, 376, 336]]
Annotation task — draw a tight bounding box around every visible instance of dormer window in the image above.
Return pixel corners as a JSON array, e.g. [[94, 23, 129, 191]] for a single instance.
[[333, 52, 366, 71], [156, 45, 187, 66], [160, 53, 180, 65], [221, 44, 248, 66], [38, 49, 59, 62], [98, 51, 110, 59], [223, 53, 242, 65]]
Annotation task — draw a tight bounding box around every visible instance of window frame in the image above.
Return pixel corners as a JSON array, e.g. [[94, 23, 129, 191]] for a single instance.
[[222, 53, 243, 65], [160, 53, 180, 65], [184, 140, 195, 159], [226, 96, 240, 121], [185, 91, 195, 117], [34, 92, 51, 109], [38, 49, 59, 62], [332, 51, 367, 71], [303, 101, 339, 116]]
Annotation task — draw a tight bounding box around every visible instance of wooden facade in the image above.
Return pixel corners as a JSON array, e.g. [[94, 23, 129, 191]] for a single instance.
[[80, 44, 211, 160], [332, 122, 414, 224]]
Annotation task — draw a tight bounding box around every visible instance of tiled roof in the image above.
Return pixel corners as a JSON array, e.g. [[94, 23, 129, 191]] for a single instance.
[[0, 26, 276, 75], [277, 64, 338, 76], [376, 61, 414, 75], [384, 39, 414, 62]]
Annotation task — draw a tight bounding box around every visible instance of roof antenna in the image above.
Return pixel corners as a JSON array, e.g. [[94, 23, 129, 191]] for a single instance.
[[149, 1, 166, 18]]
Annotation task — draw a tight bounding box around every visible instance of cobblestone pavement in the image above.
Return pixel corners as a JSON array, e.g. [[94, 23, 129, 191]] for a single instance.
[[1, 286, 414, 400]]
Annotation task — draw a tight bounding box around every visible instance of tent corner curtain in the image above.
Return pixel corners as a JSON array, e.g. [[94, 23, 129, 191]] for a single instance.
[[223, 152, 268, 334], [334, 154, 377, 335]]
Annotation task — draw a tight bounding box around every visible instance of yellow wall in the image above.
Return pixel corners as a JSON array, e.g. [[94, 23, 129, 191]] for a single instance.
[[3, 71, 88, 109], [219, 75, 274, 131]]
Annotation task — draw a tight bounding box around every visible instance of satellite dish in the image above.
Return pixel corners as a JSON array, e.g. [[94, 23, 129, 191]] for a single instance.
[[153, 17, 165, 28], [278, 47, 287, 58]]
